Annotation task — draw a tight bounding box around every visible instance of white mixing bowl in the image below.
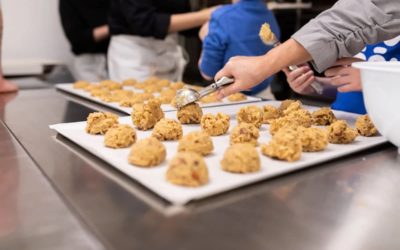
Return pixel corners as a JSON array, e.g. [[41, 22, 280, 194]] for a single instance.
[[353, 61, 400, 153]]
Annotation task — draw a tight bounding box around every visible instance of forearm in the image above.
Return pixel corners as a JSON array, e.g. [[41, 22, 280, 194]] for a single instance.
[[259, 39, 312, 80], [293, 0, 400, 72], [169, 10, 208, 33], [93, 25, 109, 42]]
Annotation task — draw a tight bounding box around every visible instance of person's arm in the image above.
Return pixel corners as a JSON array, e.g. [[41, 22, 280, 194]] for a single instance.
[[292, 0, 400, 72], [199, 18, 228, 81], [215, 38, 311, 98], [59, 0, 108, 52], [0, 7, 18, 93], [120, 0, 216, 40]]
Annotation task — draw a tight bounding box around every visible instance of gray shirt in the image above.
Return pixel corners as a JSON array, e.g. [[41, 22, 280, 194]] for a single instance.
[[292, 0, 400, 72]]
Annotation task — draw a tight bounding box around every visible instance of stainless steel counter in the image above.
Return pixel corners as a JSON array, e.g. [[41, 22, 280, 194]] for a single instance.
[[1, 88, 399, 250]]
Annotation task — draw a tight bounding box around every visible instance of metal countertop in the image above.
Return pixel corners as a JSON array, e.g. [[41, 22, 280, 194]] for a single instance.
[[1, 88, 399, 250]]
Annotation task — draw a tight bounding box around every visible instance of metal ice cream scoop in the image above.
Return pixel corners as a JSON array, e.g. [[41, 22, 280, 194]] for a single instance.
[[260, 25, 324, 95], [175, 77, 235, 109]]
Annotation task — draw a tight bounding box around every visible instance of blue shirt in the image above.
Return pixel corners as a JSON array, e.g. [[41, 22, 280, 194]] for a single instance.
[[200, 0, 280, 95], [332, 36, 400, 114]]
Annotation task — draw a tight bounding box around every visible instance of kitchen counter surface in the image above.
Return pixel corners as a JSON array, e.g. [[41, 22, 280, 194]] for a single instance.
[[1, 88, 399, 250]]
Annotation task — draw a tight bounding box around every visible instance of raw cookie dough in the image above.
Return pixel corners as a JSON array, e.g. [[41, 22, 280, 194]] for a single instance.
[[221, 143, 261, 173], [278, 99, 302, 115], [152, 118, 183, 141], [282, 101, 302, 116], [261, 128, 302, 162], [299, 127, 328, 152], [227, 93, 247, 102], [269, 109, 312, 135], [355, 115, 378, 137], [128, 137, 166, 167], [85, 112, 119, 135], [157, 89, 176, 104], [119, 93, 154, 107], [104, 124, 136, 148], [122, 78, 138, 86], [170, 81, 185, 90], [312, 107, 337, 126], [90, 88, 109, 98], [259, 23, 276, 44], [131, 99, 164, 130], [177, 103, 203, 124], [101, 90, 134, 103], [156, 79, 171, 88], [99, 80, 122, 90], [262, 105, 280, 124], [166, 152, 209, 187], [201, 113, 230, 136], [200, 92, 221, 103], [73, 80, 90, 89], [327, 120, 358, 144], [237, 105, 263, 128], [230, 122, 259, 146], [178, 131, 214, 156]]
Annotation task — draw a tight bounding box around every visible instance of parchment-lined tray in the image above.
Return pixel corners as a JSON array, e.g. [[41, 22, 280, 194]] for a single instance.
[[56, 83, 262, 114], [50, 101, 387, 205]]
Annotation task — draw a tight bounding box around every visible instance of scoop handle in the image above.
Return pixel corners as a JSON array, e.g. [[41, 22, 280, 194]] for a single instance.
[[198, 77, 235, 98]]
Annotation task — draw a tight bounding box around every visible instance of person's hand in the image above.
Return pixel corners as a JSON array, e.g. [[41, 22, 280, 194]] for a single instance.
[[324, 58, 364, 92], [282, 64, 316, 94], [215, 55, 269, 99], [199, 22, 209, 41], [0, 79, 18, 94]]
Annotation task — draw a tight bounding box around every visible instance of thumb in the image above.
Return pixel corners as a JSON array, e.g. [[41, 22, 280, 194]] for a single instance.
[[215, 66, 232, 83]]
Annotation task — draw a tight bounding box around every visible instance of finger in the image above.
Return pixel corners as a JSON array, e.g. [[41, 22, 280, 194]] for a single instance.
[[291, 71, 313, 89], [216, 82, 242, 99], [297, 75, 315, 93], [287, 66, 311, 83], [325, 65, 354, 77], [330, 75, 352, 86], [215, 65, 232, 82], [332, 57, 364, 67], [315, 76, 334, 85], [338, 84, 360, 93]]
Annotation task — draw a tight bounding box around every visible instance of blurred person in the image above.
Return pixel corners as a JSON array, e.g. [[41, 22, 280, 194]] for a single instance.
[[199, 0, 280, 97], [0, 3, 18, 94], [108, 0, 218, 82], [59, 0, 110, 82]]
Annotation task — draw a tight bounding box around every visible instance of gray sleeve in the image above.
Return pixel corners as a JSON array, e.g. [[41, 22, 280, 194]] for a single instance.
[[292, 0, 400, 72]]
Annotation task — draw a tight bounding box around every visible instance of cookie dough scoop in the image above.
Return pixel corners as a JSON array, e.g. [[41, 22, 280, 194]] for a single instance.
[[175, 76, 234, 109], [259, 23, 323, 95]]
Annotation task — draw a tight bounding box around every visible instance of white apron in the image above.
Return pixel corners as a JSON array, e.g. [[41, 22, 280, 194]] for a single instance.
[[72, 54, 108, 82], [108, 34, 187, 82]]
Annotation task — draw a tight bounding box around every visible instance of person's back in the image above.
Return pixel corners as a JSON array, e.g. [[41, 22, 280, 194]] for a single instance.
[[200, 0, 280, 95]]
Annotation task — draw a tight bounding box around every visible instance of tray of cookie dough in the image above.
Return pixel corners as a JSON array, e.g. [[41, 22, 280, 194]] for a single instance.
[[55, 78, 261, 114], [50, 100, 387, 205]]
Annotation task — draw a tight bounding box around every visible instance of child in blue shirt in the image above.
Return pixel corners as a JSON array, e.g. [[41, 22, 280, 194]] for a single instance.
[[199, 0, 280, 96], [283, 36, 400, 114]]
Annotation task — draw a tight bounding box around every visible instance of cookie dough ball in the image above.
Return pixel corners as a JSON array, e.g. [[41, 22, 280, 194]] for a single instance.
[[230, 122, 259, 146], [177, 103, 203, 124], [90, 88, 109, 98], [327, 120, 358, 144], [128, 137, 166, 167], [299, 127, 328, 152], [282, 102, 302, 117], [221, 144, 261, 173], [178, 131, 214, 156], [355, 115, 378, 137], [201, 113, 230, 136], [101, 89, 134, 103], [166, 152, 209, 187], [152, 119, 183, 141], [312, 107, 337, 126], [157, 89, 176, 104], [262, 105, 280, 124], [269, 110, 312, 135], [144, 84, 163, 94], [131, 99, 164, 130], [237, 105, 263, 128], [104, 125, 136, 148], [200, 92, 221, 103], [261, 128, 302, 162], [85, 112, 119, 135], [279, 99, 302, 115], [227, 93, 247, 102], [100, 80, 122, 90], [170, 81, 185, 90], [119, 93, 154, 107], [122, 78, 138, 86], [73, 80, 90, 89], [156, 79, 171, 88]]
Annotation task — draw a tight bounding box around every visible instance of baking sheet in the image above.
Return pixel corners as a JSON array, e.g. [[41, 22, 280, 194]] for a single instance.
[[50, 101, 387, 205], [56, 83, 262, 114]]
